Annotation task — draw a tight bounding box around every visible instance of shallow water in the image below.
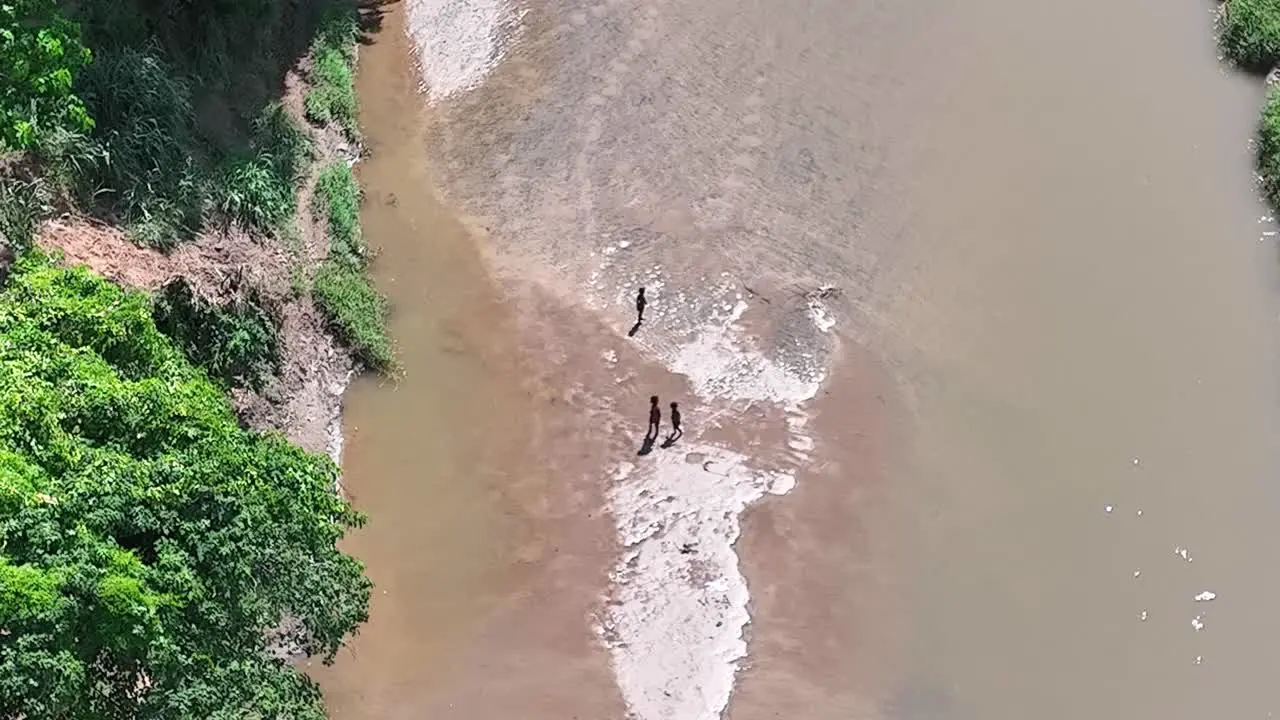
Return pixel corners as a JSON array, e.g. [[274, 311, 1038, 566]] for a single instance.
[[319, 0, 1280, 717]]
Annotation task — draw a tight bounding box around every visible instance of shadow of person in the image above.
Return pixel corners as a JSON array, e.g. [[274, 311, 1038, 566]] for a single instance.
[[638, 434, 656, 456], [628, 319, 642, 337]]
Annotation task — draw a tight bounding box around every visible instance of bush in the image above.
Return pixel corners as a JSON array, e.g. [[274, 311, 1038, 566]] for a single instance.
[[1221, 0, 1280, 71], [0, 0, 95, 150], [313, 262, 391, 370], [1259, 86, 1280, 205], [151, 278, 282, 390], [0, 254, 370, 719]]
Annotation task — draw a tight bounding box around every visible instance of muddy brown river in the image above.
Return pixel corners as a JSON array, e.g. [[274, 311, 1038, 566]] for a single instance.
[[314, 0, 1280, 718]]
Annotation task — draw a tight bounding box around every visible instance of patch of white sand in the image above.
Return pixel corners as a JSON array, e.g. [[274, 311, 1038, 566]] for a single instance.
[[404, 0, 522, 101], [601, 447, 795, 720], [671, 301, 824, 404]]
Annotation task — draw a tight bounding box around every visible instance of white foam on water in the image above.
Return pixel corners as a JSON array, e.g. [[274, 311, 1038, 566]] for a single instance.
[[600, 448, 796, 720], [405, 0, 522, 101]]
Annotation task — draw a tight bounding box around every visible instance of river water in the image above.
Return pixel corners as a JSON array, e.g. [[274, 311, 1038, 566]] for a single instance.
[[316, 0, 1280, 718]]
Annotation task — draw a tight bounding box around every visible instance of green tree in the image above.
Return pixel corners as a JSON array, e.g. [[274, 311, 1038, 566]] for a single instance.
[[0, 254, 371, 719], [0, 0, 94, 149]]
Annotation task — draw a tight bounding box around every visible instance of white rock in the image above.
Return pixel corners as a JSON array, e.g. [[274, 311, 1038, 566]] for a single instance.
[[1194, 591, 1217, 602]]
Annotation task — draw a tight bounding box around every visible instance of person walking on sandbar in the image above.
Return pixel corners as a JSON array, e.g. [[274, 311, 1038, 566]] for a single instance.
[[646, 395, 661, 441], [630, 288, 648, 337], [662, 401, 683, 447]]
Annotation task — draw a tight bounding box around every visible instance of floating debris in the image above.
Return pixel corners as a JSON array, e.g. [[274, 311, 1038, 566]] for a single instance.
[[1139, 610, 1148, 621], [1136, 509, 1144, 517], [1175, 546, 1193, 563], [1192, 615, 1205, 632], [1133, 570, 1141, 578], [1194, 591, 1217, 602], [1104, 505, 1114, 514]]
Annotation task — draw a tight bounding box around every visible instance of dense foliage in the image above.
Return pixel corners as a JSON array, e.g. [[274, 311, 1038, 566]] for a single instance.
[[312, 162, 391, 370], [151, 278, 282, 391], [0, 255, 370, 719], [0, 0, 94, 150], [1221, 0, 1280, 71]]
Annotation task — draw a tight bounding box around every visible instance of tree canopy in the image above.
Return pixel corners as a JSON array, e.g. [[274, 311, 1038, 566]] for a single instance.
[[0, 254, 370, 719]]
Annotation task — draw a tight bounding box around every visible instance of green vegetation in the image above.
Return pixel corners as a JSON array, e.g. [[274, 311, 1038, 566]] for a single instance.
[[0, 167, 50, 252], [313, 162, 391, 370], [151, 279, 282, 391], [1221, 0, 1280, 208], [0, 0, 394, 716], [314, 263, 391, 370], [305, 10, 362, 137], [1, 0, 364, 245], [1221, 0, 1280, 72], [315, 163, 366, 266], [0, 0, 94, 149], [0, 254, 370, 719], [1260, 89, 1280, 207]]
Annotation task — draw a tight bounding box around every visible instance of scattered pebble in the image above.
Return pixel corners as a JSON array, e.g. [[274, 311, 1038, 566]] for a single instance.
[[1194, 591, 1217, 602], [1136, 509, 1143, 517], [1139, 610, 1148, 621], [1194, 655, 1203, 665], [1133, 570, 1141, 578], [1175, 546, 1193, 562], [1105, 505, 1114, 513], [1192, 615, 1204, 631], [1132, 457, 1141, 467]]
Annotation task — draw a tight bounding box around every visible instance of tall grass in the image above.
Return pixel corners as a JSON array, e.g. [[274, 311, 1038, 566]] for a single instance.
[[1221, 0, 1280, 71], [314, 163, 364, 264], [313, 262, 392, 370], [213, 104, 314, 232], [311, 160, 391, 370], [69, 46, 206, 247], [305, 9, 361, 137], [0, 172, 50, 253]]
